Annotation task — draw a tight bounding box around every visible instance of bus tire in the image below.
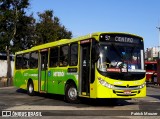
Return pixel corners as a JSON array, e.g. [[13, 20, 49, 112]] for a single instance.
[[65, 83, 79, 103], [27, 81, 35, 96]]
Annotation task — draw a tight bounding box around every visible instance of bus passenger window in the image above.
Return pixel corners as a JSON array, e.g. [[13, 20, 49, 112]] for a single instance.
[[49, 47, 58, 67], [15, 55, 22, 69], [59, 45, 68, 66], [30, 52, 38, 69], [70, 43, 78, 66], [22, 53, 30, 69]]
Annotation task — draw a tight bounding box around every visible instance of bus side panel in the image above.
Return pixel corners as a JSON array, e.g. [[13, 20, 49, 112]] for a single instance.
[[40, 70, 47, 91], [47, 68, 78, 95], [90, 69, 98, 98], [90, 83, 97, 98], [26, 69, 39, 92], [14, 70, 27, 89], [47, 68, 58, 94], [14, 69, 39, 91]]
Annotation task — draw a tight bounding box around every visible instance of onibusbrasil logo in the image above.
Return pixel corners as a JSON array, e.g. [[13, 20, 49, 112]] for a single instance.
[[2, 111, 42, 117]]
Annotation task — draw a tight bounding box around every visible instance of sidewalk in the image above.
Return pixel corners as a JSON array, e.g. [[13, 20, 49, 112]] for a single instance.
[[0, 77, 13, 87]]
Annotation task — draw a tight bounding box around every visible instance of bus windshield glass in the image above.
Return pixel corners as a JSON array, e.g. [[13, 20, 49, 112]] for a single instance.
[[97, 44, 144, 73], [145, 63, 157, 70]]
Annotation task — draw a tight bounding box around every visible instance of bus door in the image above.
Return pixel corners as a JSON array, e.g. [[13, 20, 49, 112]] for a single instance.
[[80, 40, 91, 96], [39, 49, 48, 92]]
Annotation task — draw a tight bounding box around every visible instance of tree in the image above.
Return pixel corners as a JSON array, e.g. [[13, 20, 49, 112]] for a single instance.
[[35, 10, 72, 45], [0, 0, 36, 53], [12, 14, 36, 52], [0, 1, 72, 52], [0, 0, 35, 86], [0, 1, 72, 86]]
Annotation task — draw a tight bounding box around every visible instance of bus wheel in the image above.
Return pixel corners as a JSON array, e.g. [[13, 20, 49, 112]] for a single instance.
[[65, 83, 79, 103], [27, 81, 35, 96]]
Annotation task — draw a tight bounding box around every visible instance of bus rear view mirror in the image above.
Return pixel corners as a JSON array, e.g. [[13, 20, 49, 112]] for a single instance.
[[92, 44, 100, 62]]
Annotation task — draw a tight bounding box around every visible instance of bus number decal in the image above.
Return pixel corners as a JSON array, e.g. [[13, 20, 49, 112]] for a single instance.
[[53, 72, 64, 77]]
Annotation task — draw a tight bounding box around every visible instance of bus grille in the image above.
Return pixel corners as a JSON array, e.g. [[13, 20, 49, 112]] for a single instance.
[[113, 85, 140, 90], [113, 90, 140, 96]]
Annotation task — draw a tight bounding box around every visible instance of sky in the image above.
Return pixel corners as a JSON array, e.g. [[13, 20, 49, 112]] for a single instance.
[[28, 0, 160, 49]]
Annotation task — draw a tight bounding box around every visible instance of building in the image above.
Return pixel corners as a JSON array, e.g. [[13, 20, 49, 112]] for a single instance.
[[145, 47, 159, 61]]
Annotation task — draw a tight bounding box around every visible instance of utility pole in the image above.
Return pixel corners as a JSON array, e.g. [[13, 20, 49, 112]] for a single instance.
[[156, 26, 160, 58], [156, 26, 160, 47]]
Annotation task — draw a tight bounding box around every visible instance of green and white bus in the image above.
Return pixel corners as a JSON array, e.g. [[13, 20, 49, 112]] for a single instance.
[[14, 32, 146, 103]]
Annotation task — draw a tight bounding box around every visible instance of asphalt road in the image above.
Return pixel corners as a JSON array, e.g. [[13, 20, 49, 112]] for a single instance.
[[0, 86, 160, 119]]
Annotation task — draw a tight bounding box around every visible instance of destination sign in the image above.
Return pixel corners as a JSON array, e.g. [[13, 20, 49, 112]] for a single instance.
[[115, 36, 133, 43], [99, 34, 142, 44]]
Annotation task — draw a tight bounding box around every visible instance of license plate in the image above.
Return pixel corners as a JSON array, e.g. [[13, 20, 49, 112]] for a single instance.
[[124, 90, 131, 94]]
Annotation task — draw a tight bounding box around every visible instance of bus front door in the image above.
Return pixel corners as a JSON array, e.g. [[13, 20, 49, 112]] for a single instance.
[[80, 43, 91, 96], [39, 49, 48, 92]]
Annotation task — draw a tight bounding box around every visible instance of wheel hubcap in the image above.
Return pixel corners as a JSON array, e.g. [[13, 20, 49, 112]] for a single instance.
[[29, 84, 33, 93], [68, 87, 77, 100]]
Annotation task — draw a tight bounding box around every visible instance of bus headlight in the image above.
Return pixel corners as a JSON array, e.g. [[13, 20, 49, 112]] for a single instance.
[[98, 77, 114, 89], [138, 82, 146, 89]]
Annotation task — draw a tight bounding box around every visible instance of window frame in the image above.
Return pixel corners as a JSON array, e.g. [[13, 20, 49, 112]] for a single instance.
[[15, 54, 23, 70], [59, 45, 69, 67], [69, 43, 78, 66], [49, 47, 59, 67], [30, 51, 39, 69], [22, 53, 30, 69]]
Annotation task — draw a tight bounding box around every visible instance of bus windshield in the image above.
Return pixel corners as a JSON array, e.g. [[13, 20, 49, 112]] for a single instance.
[[145, 63, 157, 70], [97, 44, 144, 73]]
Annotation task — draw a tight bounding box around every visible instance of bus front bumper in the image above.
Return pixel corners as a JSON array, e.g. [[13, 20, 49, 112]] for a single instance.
[[95, 78, 146, 98]]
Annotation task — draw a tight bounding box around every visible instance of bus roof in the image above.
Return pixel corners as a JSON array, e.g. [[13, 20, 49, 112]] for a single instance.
[[72, 32, 143, 40], [15, 32, 143, 55]]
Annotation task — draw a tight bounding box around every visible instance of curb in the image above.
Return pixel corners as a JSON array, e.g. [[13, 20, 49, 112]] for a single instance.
[[0, 86, 14, 90]]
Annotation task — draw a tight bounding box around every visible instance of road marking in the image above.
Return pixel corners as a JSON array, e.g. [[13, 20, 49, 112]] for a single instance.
[[146, 100, 160, 102]]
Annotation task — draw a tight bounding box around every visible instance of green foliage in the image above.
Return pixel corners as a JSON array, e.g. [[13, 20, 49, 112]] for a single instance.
[[0, 0, 34, 53], [35, 10, 72, 45], [0, 0, 72, 53]]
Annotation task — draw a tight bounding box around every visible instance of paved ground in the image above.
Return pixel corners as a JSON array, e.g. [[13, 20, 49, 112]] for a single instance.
[[0, 80, 160, 119], [0, 86, 160, 119]]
